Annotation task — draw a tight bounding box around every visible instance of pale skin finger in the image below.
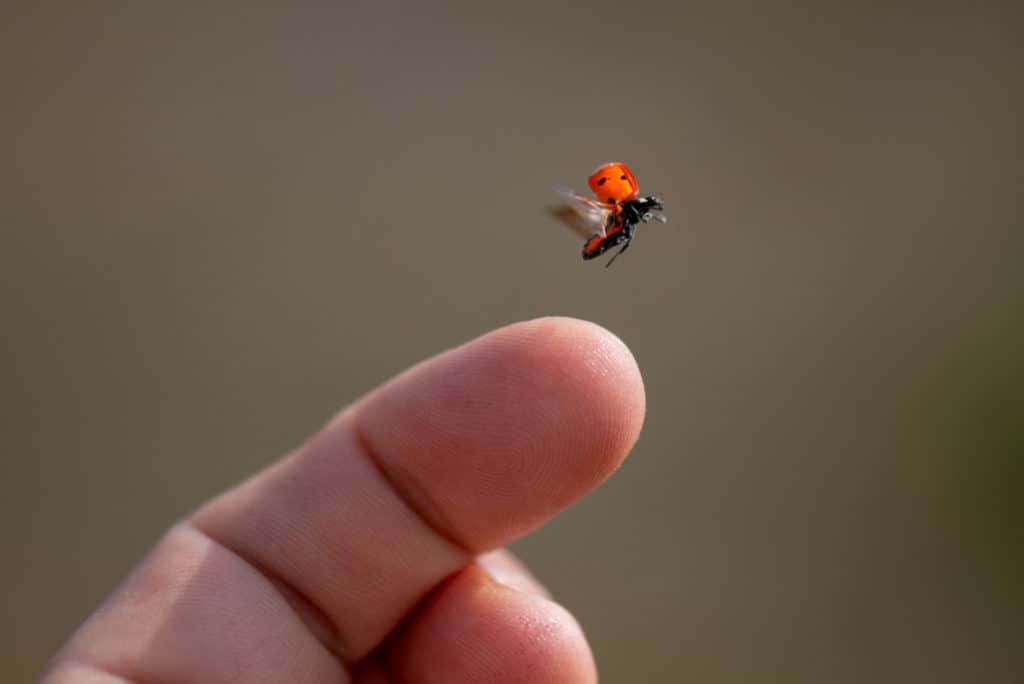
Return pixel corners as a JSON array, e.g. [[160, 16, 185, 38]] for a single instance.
[[353, 549, 571, 683], [357, 565, 597, 684], [41, 317, 644, 682]]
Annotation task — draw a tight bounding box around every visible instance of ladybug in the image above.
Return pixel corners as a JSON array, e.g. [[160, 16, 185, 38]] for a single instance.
[[558, 162, 666, 267]]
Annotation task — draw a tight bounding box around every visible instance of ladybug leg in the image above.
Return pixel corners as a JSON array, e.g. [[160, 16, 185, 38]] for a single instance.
[[604, 235, 632, 268], [604, 223, 636, 268]]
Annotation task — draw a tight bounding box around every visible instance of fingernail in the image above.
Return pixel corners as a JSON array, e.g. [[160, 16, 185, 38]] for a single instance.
[[476, 552, 552, 598]]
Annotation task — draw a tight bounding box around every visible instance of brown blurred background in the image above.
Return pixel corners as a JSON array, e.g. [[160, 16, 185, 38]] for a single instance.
[[3, 2, 1022, 681]]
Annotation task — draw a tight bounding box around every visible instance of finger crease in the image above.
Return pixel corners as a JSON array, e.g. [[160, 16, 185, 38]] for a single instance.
[[181, 521, 346, 663], [348, 412, 477, 559]]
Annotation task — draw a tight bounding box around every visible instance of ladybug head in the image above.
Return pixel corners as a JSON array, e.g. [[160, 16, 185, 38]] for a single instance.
[[588, 162, 639, 204]]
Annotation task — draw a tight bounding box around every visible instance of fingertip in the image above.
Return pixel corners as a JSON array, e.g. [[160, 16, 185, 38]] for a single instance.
[[460, 315, 646, 479], [355, 316, 646, 551], [514, 316, 646, 458]]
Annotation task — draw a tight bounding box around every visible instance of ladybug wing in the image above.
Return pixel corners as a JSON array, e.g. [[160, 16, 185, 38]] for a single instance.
[[554, 187, 616, 237]]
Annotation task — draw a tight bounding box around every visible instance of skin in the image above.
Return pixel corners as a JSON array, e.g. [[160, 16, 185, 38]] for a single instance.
[[39, 317, 645, 683]]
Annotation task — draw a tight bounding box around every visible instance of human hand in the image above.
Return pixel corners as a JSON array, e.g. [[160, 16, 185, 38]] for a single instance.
[[41, 317, 645, 683]]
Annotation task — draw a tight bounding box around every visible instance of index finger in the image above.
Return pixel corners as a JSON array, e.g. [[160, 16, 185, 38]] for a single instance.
[[50, 318, 644, 681], [197, 316, 644, 659], [354, 315, 646, 550]]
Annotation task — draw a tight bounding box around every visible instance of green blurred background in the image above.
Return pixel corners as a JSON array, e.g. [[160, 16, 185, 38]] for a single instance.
[[3, 2, 1022, 681]]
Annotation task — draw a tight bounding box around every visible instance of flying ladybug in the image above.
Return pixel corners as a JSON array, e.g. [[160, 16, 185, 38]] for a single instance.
[[557, 162, 666, 267]]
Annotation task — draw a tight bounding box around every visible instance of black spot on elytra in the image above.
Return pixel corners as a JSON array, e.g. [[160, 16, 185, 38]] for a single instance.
[[620, 174, 627, 180], [597, 177, 607, 186]]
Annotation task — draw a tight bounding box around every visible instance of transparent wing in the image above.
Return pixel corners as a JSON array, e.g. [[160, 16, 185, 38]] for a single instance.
[[553, 187, 615, 237]]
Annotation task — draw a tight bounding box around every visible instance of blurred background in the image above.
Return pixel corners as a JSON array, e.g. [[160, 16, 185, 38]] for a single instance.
[[3, 2, 1022, 681]]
